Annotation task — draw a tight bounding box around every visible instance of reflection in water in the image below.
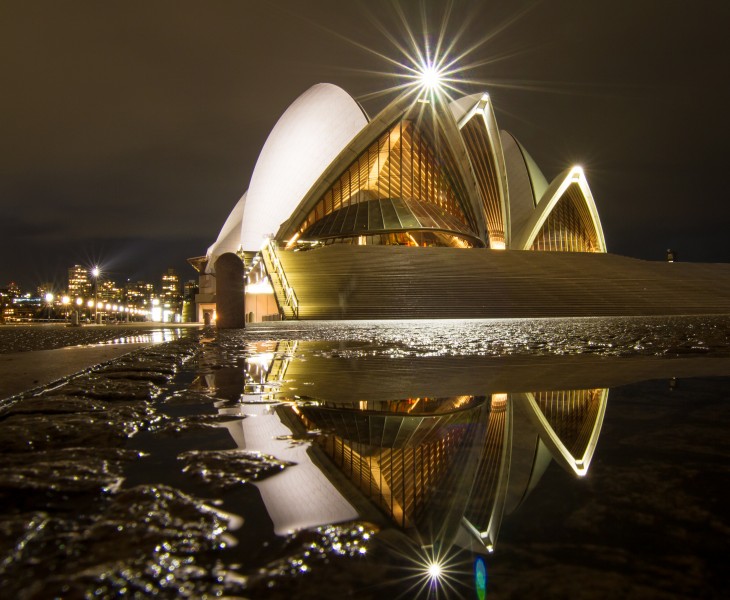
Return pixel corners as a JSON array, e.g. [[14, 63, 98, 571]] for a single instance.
[[99, 328, 185, 346], [194, 341, 608, 563], [296, 388, 606, 554], [522, 388, 607, 476]]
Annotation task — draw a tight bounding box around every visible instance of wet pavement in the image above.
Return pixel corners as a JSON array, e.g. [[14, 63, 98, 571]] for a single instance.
[[0, 323, 198, 354], [0, 318, 729, 598], [0, 324, 196, 399]]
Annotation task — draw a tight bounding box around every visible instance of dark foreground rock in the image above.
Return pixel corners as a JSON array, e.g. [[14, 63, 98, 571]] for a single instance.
[[179, 449, 295, 490], [0, 485, 246, 600]]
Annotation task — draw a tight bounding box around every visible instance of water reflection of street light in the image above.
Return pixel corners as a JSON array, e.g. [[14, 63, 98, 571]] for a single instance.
[[61, 295, 70, 321], [91, 267, 100, 323], [151, 297, 161, 322], [75, 297, 83, 325], [44, 292, 54, 321]]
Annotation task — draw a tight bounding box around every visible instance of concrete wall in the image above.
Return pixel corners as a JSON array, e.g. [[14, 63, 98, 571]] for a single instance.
[[245, 293, 279, 322]]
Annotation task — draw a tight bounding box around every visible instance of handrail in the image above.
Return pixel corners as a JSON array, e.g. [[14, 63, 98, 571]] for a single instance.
[[262, 238, 299, 319]]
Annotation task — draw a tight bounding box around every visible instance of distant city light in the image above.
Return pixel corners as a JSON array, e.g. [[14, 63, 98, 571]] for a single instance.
[[75, 297, 83, 306], [44, 292, 54, 303], [91, 266, 100, 278], [62, 295, 70, 305]]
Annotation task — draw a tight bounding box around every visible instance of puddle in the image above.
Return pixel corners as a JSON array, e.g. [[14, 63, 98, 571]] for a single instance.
[[1, 320, 729, 598]]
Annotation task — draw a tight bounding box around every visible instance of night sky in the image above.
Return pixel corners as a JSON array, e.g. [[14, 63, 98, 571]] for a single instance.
[[2, 0, 729, 292]]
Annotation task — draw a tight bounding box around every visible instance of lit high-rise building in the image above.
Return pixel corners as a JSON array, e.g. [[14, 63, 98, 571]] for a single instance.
[[67, 265, 91, 299], [98, 280, 121, 303], [161, 268, 182, 315], [125, 280, 154, 310]]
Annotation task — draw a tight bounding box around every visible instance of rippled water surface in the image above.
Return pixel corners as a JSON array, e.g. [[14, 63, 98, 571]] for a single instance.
[[1, 317, 728, 599]]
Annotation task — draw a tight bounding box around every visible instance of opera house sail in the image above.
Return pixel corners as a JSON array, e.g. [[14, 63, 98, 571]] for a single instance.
[[189, 83, 730, 323]]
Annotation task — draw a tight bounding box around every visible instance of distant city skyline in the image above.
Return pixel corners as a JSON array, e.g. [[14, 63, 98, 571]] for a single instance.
[[1, 239, 200, 294], [1, 264, 190, 323], [2, 263, 192, 297]]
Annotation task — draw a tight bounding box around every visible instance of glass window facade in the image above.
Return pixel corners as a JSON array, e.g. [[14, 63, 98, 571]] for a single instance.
[[461, 113, 506, 247], [299, 402, 485, 529], [301, 197, 480, 247], [533, 388, 603, 460], [295, 119, 479, 247], [530, 183, 600, 252]]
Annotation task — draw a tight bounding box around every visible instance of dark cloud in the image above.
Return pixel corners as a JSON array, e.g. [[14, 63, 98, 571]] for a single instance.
[[1, 0, 729, 290]]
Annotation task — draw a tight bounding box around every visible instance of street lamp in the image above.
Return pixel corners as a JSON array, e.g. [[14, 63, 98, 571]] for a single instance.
[[91, 266, 100, 324]]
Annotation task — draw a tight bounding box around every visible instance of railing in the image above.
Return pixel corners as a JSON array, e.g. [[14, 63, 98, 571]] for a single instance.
[[261, 238, 299, 319]]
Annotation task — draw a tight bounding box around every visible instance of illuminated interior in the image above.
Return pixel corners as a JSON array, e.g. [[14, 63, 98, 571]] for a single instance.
[[530, 183, 601, 252], [289, 386, 607, 550], [294, 119, 481, 247], [457, 96, 508, 249], [299, 399, 485, 529], [526, 388, 608, 475]]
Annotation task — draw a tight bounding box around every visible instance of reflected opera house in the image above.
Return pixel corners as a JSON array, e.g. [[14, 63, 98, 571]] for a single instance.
[[190, 80, 730, 323], [201, 341, 609, 555]]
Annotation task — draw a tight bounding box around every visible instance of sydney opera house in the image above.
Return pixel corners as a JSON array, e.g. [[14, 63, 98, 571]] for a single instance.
[[191, 82, 730, 323]]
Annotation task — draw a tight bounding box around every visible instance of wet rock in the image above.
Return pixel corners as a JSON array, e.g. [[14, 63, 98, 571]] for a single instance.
[[0, 511, 49, 560], [179, 449, 294, 490], [0, 448, 140, 504], [101, 362, 177, 377], [100, 370, 172, 384], [161, 390, 218, 406], [0, 402, 166, 453], [245, 522, 377, 593], [159, 413, 244, 435], [50, 373, 161, 401], [0, 395, 109, 418], [3, 485, 245, 600], [141, 345, 197, 367], [63, 557, 247, 599], [85, 485, 231, 556], [0, 413, 133, 453]]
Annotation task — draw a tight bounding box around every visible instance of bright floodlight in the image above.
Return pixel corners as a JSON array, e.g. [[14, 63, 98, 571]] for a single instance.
[[44, 293, 54, 303], [419, 64, 442, 89], [427, 562, 442, 580], [91, 266, 100, 278]]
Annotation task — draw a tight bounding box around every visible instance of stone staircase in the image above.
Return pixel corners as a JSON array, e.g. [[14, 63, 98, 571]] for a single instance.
[[275, 245, 730, 319]]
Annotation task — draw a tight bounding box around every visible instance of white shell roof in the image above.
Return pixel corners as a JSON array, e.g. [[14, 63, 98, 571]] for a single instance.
[[206, 192, 246, 273], [240, 83, 368, 251], [448, 92, 483, 124]]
